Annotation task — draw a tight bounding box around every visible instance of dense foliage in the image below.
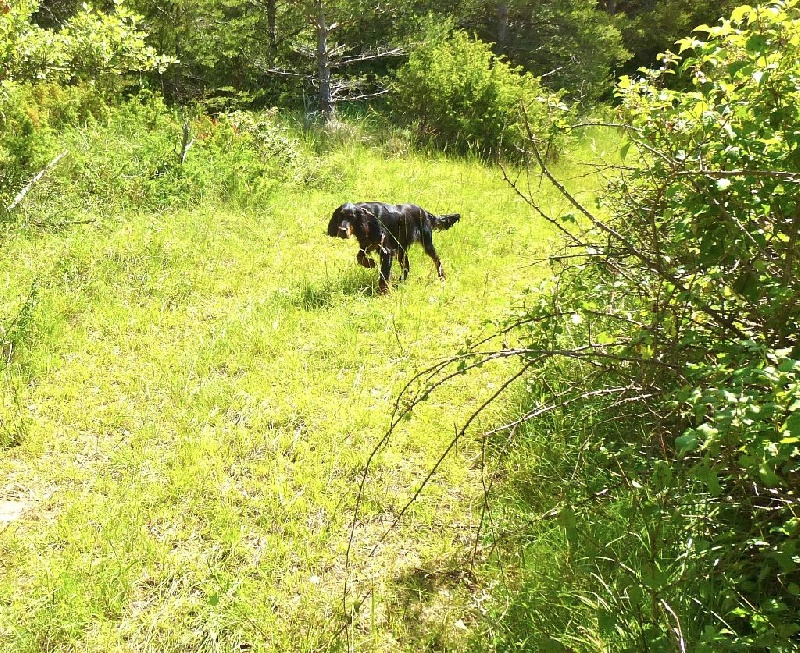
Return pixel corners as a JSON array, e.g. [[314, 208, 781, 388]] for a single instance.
[[462, 0, 630, 105], [14, 0, 742, 109], [616, 0, 743, 73], [476, 1, 800, 649], [391, 27, 569, 157], [1, 0, 169, 90], [0, 1, 172, 206]]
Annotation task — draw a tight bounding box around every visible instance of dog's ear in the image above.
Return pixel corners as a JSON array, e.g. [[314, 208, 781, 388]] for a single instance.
[[328, 207, 353, 238], [356, 207, 382, 243]]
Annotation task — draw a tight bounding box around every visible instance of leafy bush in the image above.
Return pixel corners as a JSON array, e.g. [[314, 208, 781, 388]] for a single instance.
[[466, 2, 800, 650], [0, 81, 112, 203], [1, 1, 172, 92], [391, 28, 570, 159], [0, 1, 174, 210], [617, 6, 800, 645]]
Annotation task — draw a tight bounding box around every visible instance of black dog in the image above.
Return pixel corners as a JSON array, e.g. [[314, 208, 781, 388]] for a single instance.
[[327, 202, 461, 292]]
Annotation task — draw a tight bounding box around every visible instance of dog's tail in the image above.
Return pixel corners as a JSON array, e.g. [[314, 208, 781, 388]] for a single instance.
[[431, 213, 461, 231]]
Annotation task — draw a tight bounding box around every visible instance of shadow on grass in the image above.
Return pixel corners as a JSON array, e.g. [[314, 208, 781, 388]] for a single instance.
[[291, 267, 380, 310], [386, 565, 474, 650]]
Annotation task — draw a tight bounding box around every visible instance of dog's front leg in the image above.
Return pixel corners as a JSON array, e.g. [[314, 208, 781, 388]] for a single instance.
[[378, 250, 393, 293], [357, 249, 377, 269]]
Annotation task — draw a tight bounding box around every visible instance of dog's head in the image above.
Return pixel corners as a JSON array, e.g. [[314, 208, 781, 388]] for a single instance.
[[328, 204, 357, 239]]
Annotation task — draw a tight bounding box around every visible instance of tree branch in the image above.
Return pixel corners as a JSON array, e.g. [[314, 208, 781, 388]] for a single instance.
[[6, 150, 69, 212], [331, 47, 405, 68]]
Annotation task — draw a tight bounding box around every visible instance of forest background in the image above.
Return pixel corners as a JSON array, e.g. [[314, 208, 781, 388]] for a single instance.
[[2, 1, 799, 651]]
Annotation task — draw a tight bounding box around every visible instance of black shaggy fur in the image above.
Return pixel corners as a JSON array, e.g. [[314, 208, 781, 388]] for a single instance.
[[327, 201, 461, 292]]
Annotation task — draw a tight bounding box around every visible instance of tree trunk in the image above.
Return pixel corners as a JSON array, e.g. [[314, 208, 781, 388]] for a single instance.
[[315, 0, 334, 120], [497, 3, 509, 53], [267, 0, 277, 50]]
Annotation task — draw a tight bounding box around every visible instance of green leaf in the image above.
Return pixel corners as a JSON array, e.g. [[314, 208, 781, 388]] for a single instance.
[[677, 37, 698, 54], [784, 413, 800, 437], [769, 550, 798, 573], [694, 463, 721, 496], [595, 331, 616, 345], [559, 506, 579, 545], [652, 459, 673, 491], [730, 6, 755, 24], [746, 34, 768, 54], [759, 463, 781, 487], [676, 431, 700, 455]]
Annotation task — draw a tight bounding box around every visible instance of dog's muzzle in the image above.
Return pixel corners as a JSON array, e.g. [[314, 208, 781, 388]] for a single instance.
[[336, 221, 353, 238]]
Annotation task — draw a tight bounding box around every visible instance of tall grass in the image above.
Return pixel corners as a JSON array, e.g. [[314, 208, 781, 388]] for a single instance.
[[0, 101, 598, 650]]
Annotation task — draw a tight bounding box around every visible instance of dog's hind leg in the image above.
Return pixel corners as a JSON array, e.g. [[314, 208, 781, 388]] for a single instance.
[[397, 247, 410, 280], [421, 228, 445, 280]]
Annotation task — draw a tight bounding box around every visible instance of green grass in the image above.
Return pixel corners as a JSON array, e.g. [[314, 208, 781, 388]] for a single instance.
[[0, 114, 603, 651]]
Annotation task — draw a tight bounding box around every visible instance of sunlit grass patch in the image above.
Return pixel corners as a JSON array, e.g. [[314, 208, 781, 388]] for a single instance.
[[0, 116, 593, 650]]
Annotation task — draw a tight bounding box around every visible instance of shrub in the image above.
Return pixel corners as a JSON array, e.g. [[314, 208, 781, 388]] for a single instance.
[[0, 81, 113, 210], [1, 1, 173, 93], [469, 2, 800, 649], [3, 95, 323, 221], [614, 5, 800, 645], [1, 1, 174, 211], [391, 28, 570, 159]]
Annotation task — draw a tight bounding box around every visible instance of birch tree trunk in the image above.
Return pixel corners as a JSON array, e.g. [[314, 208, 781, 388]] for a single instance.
[[314, 0, 334, 120]]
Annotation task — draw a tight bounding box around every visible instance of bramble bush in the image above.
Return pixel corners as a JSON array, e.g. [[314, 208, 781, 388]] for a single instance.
[[468, 1, 800, 649]]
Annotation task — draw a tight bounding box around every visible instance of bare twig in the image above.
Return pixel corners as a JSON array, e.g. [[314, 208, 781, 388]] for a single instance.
[[332, 47, 405, 68], [178, 121, 194, 164], [264, 67, 309, 78], [368, 362, 536, 558], [677, 168, 800, 182], [6, 150, 68, 212], [518, 106, 749, 340], [482, 385, 656, 438], [497, 158, 584, 248], [660, 599, 687, 653]]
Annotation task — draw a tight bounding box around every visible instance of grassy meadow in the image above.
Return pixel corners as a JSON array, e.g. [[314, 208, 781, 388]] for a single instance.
[[0, 108, 617, 651]]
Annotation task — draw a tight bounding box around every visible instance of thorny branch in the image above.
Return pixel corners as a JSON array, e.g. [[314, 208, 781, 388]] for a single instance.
[[341, 326, 674, 637]]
